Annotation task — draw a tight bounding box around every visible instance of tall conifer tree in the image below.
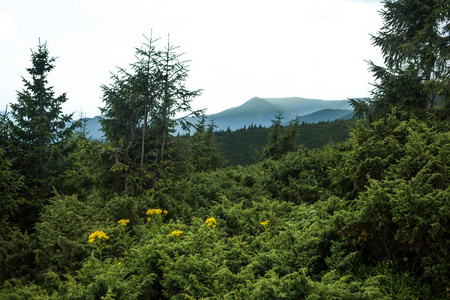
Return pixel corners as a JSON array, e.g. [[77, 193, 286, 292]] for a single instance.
[[6, 40, 75, 230], [9, 40, 74, 181], [100, 34, 202, 191], [351, 0, 449, 119], [156, 36, 202, 163]]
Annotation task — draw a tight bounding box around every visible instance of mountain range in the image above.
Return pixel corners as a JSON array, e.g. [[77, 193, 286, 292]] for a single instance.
[[2, 97, 356, 140], [180, 97, 354, 133]]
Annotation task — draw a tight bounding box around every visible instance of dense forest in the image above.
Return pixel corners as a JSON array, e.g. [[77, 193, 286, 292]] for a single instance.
[[211, 119, 356, 166], [1, 0, 449, 299]]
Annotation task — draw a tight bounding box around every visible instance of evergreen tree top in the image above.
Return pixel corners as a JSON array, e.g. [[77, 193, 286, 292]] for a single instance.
[[26, 40, 56, 78]]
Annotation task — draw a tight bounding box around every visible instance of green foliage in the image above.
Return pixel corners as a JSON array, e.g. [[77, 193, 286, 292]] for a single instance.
[[0, 147, 25, 233], [56, 134, 97, 198], [40, 192, 400, 299], [34, 195, 101, 279], [0, 279, 51, 300], [215, 124, 268, 165], [186, 117, 226, 172], [363, 261, 435, 300], [341, 116, 450, 284], [0, 229, 38, 283], [259, 112, 300, 160]]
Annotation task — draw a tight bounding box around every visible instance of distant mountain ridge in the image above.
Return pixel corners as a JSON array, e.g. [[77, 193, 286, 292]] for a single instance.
[[2, 97, 357, 139], [188, 96, 354, 132]]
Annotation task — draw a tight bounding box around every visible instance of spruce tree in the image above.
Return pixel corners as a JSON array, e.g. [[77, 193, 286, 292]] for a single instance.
[[260, 113, 300, 160], [351, 0, 450, 120], [9, 40, 75, 181], [279, 116, 299, 154], [134, 33, 160, 167], [100, 34, 202, 192], [6, 40, 75, 230], [189, 116, 225, 171], [156, 36, 202, 164], [260, 112, 284, 160]]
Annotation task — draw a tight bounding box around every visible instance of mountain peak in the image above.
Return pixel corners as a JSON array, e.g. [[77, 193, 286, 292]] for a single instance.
[[221, 97, 278, 116], [245, 97, 268, 105]]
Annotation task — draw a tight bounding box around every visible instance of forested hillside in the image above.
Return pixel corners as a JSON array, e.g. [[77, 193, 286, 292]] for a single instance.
[[213, 119, 355, 166], [1, 1, 449, 299]]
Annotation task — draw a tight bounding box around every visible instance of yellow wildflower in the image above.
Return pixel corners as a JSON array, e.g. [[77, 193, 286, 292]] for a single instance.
[[117, 219, 130, 226], [146, 208, 163, 216], [260, 220, 270, 227], [169, 230, 183, 237], [146, 208, 168, 216], [88, 231, 109, 243], [205, 217, 217, 228]]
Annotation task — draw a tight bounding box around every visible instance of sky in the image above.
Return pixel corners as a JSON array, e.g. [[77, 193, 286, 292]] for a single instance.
[[0, 0, 385, 118]]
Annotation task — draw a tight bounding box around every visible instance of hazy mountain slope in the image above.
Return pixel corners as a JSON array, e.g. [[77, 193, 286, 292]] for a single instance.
[[204, 97, 352, 130], [339, 111, 356, 120], [299, 109, 353, 123], [263, 97, 351, 117]]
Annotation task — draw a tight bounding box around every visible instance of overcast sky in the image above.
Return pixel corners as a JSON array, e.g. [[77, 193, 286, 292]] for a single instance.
[[1, 0, 384, 118]]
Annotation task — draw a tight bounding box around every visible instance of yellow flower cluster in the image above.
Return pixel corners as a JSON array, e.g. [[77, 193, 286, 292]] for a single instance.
[[146, 209, 168, 216], [146, 208, 168, 222], [88, 231, 109, 243], [117, 219, 130, 226], [260, 220, 270, 227], [205, 217, 217, 228], [169, 230, 183, 237]]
